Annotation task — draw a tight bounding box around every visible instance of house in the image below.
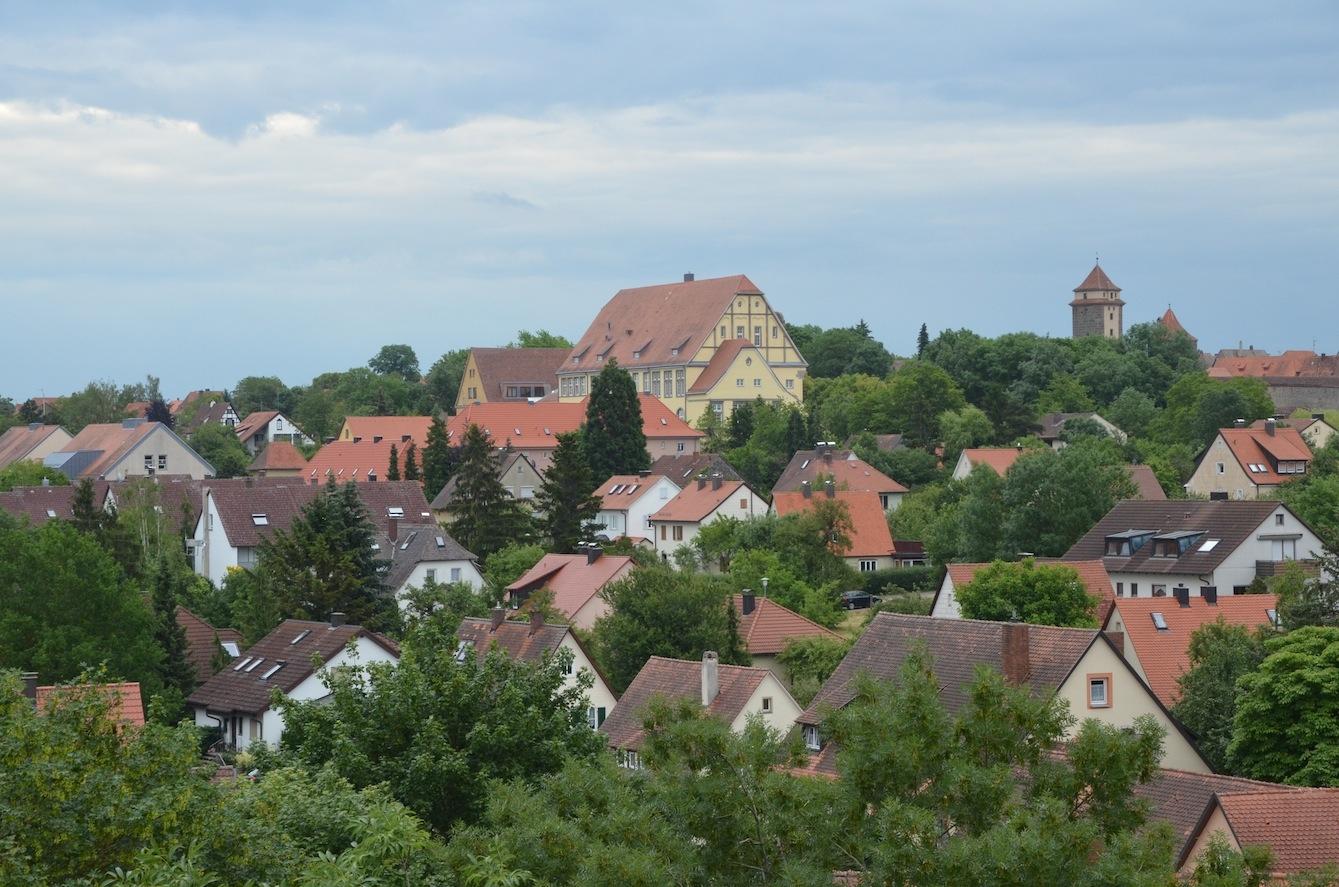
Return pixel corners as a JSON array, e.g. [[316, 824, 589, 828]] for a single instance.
[[172, 392, 239, 437], [302, 440, 408, 484], [176, 607, 244, 684], [191, 479, 433, 587], [247, 441, 308, 478], [34, 681, 145, 728], [1178, 788, 1339, 880], [448, 395, 703, 473], [337, 416, 434, 448], [593, 472, 680, 543], [773, 444, 908, 511], [1250, 415, 1337, 451], [930, 559, 1116, 623], [188, 615, 399, 750], [1036, 412, 1127, 449], [0, 423, 72, 470], [795, 612, 1210, 774], [772, 487, 898, 573], [558, 274, 808, 424], [45, 420, 215, 480], [455, 346, 570, 409], [430, 450, 543, 519], [649, 452, 742, 484], [504, 547, 635, 629], [382, 522, 483, 601], [889, 539, 928, 567], [1185, 420, 1312, 500], [0, 481, 110, 525], [457, 610, 618, 729], [599, 652, 801, 768], [1062, 500, 1326, 598], [1102, 593, 1279, 709], [1208, 349, 1339, 412], [1125, 464, 1168, 500], [733, 591, 841, 684], [950, 446, 1027, 480], [648, 475, 767, 563], [235, 411, 312, 455]]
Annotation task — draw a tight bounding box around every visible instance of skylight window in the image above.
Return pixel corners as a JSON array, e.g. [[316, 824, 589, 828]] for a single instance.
[[1267, 608, 1279, 626], [1151, 612, 1168, 631], [388, 507, 404, 518], [800, 459, 810, 469], [233, 657, 254, 672], [400, 531, 417, 551], [435, 535, 446, 548], [251, 513, 269, 526], [46, 509, 57, 518], [290, 629, 311, 645], [626, 484, 640, 495], [1198, 539, 1220, 552], [454, 640, 474, 663], [260, 663, 284, 680], [244, 657, 264, 672], [610, 484, 624, 494], [221, 642, 240, 657], [371, 542, 380, 551]]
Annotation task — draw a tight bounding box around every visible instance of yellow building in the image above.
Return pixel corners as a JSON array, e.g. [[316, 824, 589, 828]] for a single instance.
[[558, 274, 806, 424]]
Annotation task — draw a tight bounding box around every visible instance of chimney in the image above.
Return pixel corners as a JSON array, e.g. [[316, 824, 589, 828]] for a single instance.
[[824, 479, 835, 498], [1265, 418, 1277, 436], [697, 476, 706, 490], [801, 480, 812, 499], [1001, 623, 1030, 685], [638, 469, 650, 477], [529, 609, 545, 635], [712, 474, 722, 491], [20, 672, 38, 703], [330, 612, 347, 628], [823, 448, 832, 464], [586, 545, 602, 565], [683, 272, 694, 282], [700, 651, 720, 706], [40, 477, 49, 487], [244, 476, 254, 488], [1234, 418, 1246, 428], [490, 606, 505, 630], [741, 590, 756, 616], [388, 517, 399, 542], [1314, 413, 1326, 421], [1173, 587, 1190, 608], [1104, 631, 1125, 658], [27, 422, 40, 431], [1202, 586, 1218, 605]]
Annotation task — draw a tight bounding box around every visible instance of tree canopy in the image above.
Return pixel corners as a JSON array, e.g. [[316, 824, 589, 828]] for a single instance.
[[955, 559, 1099, 627]]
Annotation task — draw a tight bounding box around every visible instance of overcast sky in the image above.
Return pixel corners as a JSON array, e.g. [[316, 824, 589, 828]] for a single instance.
[[3, 1, 1337, 400]]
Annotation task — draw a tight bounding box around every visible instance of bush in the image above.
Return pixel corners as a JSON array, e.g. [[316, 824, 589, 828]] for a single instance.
[[863, 565, 941, 595], [870, 592, 932, 617]]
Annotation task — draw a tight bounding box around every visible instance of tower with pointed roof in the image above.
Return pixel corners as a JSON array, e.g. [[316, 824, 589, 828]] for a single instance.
[[1070, 262, 1124, 339]]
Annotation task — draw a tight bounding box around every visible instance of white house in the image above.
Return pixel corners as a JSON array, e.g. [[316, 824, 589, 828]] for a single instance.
[[235, 411, 314, 455], [383, 522, 484, 603], [593, 472, 681, 543], [648, 475, 767, 563], [46, 419, 215, 481], [188, 616, 399, 750]]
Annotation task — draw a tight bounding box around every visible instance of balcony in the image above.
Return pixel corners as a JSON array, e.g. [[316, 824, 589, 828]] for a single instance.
[[1255, 559, 1320, 579]]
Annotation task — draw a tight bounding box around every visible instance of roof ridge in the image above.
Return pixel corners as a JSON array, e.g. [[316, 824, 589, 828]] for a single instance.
[[873, 610, 1100, 635]]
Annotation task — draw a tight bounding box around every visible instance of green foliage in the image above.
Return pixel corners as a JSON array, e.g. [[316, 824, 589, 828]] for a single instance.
[[0, 460, 69, 491], [57, 380, 127, 433], [387, 442, 400, 480], [368, 344, 421, 382], [1172, 619, 1268, 773], [1229, 626, 1339, 785], [955, 559, 1099, 627], [188, 421, 251, 478], [1275, 554, 1339, 631], [1152, 373, 1274, 450], [404, 442, 420, 481], [231, 375, 293, 416], [939, 403, 994, 466], [511, 329, 573, 349], [725, 547, 841, 627], [888, 360, 966, 447], [400, 580, 490, 633], [777, 635, 850, 704], [584, 361, 649, 481], [425, 349, 470, 413], [1106, 387, 1159, 438], [1183, 833, 1274, 887], [482, 542, 546, 595], [862, 565, 940, 594], [147, 554, 198, 705], [449, 425, 531, 560], [807, 373, 899, 441], [1037, 374, 1096, 414], [796, 321, 894, 378], [535, 431, 601, 553], [421, 414, 457, 498]]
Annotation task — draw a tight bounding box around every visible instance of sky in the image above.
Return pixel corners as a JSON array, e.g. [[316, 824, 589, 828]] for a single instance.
[[2, 1, 1338, 400]]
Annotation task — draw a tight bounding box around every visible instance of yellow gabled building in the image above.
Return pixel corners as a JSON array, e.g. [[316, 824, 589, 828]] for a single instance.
[[558, 274, 806, 424]]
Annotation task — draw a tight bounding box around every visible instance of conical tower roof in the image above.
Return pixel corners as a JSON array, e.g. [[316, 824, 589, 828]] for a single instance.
[[1074, 263, 1120, 293]]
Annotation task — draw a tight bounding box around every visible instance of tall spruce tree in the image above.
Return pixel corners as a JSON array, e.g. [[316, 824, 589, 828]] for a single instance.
[[785, 407, 807, 456], [535, 431, 601, 553], [387, 444, 401, 480], [450, 424, 529, 560], [403, 443, 420, 481], [422, 415, 454, 498], [584, 360, 648, 481], [917, 322, 930, 357], [148, 554, 196, 698]]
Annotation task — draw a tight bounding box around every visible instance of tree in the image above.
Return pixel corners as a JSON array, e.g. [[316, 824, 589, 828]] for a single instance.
[[1000, 438, 1136, 557], [70, 477, 141, 577], [144, 396, 174, 428], [0, 461, 69, 492], [368, 344, 421, 382], [1036, 374, 1096, 413], [425, 349, 470, 412], [917, 322, 930, 357], [387, 442, 401, 480], [511, 329, 573, 349], [584, 361, 648, 480], [1275, 554, 1339, 631], [403, 442, 420, 481], [535, 431, 601, 553], [293, 386, 338, 442], [276, 617, 606, 835], [58, 380, 124, 433], [727, 398, 755, 449], [1171, 619, 1268, 772], [1229, 626, 1339, 785], [939, 404, 995, 467], [146, 555, 197, 719], [422, 414, 457, 498], [188, 420, 251, 478], [482, 542, 546, 594], [593, 568, 750, 692], [777, 635, 850, 705], [232, 375, 293, 416], [1105, 387, 1158, 438], [887, 360, 966, 447], [955, 559, 1099, 627], [450, 425, 530, 560]]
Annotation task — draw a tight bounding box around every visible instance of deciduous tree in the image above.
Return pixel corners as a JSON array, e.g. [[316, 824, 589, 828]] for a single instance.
[[1172, 619, 1268, 772], [955, 559, 1098, 627]]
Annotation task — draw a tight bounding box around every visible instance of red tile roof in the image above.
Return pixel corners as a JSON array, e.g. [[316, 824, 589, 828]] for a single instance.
[[1208, 350, 1339, 380], [772, 489, 894, 558], [1215, 426, 1312, 486], [463, 347, 570, 403], [596, 474, 674, 510], [1073, 263, 1121, 292], [650, 478, 750, 523], [35, 682, 145, 727], [341, 416, 433, 448], [53, 421, 162, 479], [733, 595, 840, 655], [0, 482, 109, 526], [449, 395, 701, 451], [1159, 307, 1190, 338], [773, 449, 908, 495], [505, 553, 634, 621], [960, 447, 1027, 476], [456, 615, 573, 664], [303, 440, 404, 483], [686, 338, 754, 394], [566, 275, 764, 373], [235, 410, 281, 441], [0, 424, 67, 470], [1135, 767, 1300, 863], [942, 558, 1116, 623], [176, 607, 244, 683], [598, 655, 768, 750], [1106, 594, 1278, 707], [1213, 788, 1339, 876], [249, 441, 308, 472]]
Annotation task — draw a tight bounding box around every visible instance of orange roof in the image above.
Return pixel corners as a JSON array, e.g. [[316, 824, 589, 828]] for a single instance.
[[651, 478, 750, 523], [448, 395, 702, 451], [1208, 350, 1338, 380], [0, 424, 67, 470], [342, 416, 433, 448], [53, 421, 161, 479], [733, 594, 839, 655], [35, 682, 145, 727], [1159, 308, 1189, 337], [303, 440, 402, 482], [235, 410, 281, 440], [774, 449, 908, 495], [249, 441, 308, 472], [596, 474, 674, 510], [961, 447, 1027, 476], [1073, 262, 1121, 292], [506, 553, 635, 620], [945, 559, 1115, 623], [565, 275, 763, 372], [1213, 788, 1339, 877], [772, 489, 894, 558], [687, 339, 754, 394], [1107, 594, 1278, 708], [1217, 426, 1311, 486]]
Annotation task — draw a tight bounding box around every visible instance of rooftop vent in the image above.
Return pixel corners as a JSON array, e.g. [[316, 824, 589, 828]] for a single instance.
[[684, 272, 695, 282]]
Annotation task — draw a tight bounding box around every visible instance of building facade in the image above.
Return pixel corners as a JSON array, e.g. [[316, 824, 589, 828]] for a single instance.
[[1070, 263, 1124, 339]]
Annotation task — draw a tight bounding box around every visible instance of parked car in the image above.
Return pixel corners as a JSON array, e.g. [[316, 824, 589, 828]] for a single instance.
[[841, 590, 875, 610]]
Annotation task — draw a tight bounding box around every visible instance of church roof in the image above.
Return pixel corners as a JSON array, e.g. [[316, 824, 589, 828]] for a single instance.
[[1073, 263, 1121, 293]]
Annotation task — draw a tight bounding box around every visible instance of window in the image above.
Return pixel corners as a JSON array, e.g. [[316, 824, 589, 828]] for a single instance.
[[450, 567, 461, 582], [677, 442, 686, 453], [1215, 462, 1225, 475], [1276, 513, 1286, 526], [1272, 538, 1297, 560], [660, 485, 670, 500], [290, 628, 312, 645], [736, 378, 744, 387], [251, 513, 269, 526], [454, 640, 473, 662], [860, 559, 878, 572], [711, 401, 723, 418], [660, 525, 667, 541], [720, 325, 727, 339], [244, 657, 264, 672], [1152, 584, 1167, 597], [772, 325, 778, 339], [260, 663, 284, 680], [1115, 582, 1124, 597], [237, 547, 258, 569], [144, 454, 153, 469], [803, 725, 821, 751], [157, 454, 167, 470], [619, 750, 642, 770], [1131, 582, 1138, 596], [785, 378, 794, 389], [670, 525, 684, 541], [652, 370, 662, 396], [753, 326, 762, 346], [1087, 674, 1111, 709], [425, 568, 436, 583], [736, 325, 745, 338], [675, 369, 685, 397], [761, 696, 773, 714], [520, 486, 534, 499], [753, 378, 761, 387], [388, 507, 404, 519]]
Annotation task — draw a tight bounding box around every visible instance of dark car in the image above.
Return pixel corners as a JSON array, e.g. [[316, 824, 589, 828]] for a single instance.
[[841, 590, 875, 610]]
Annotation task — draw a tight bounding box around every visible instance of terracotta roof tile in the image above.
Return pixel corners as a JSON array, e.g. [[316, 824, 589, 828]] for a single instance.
[[341, 416, 434, 448], [1215, 788, 1339, 875], [0, 424, 67, 470], [303, 441, 410, 483], [0, 482, 108, 525], [448, 395, 701, 452], [249, 441, 308, 472], [599, 656, 767, 750], [176, 607, 244, 683], [456, 616, 571, 664], [1073, 263, 1121, 292], [1159, 308, 1190, 338], [686, 339, 753, 394], [595, 474, 675, 510], [1135, 768, 1298, 861], [51, 421, 163, 479], [1209, 350, 1339, 380], [773, 449, 907, 495], [960, 447, 1027, 476], [1215, 427, 1311, 486], [733, 595, 840, 655], [464, 347, 569, 403], [35, 682, 145, 728], [1107, 594, 1278, 708], [505, 553, 634, 621], [649, 453, 741, 482], [650, 478, 751, 523], [772, 490, 894, 558], [234, 411, 280, 441]]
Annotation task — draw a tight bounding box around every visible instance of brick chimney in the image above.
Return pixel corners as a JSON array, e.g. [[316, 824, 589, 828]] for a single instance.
[[490, 607, 505, 630], [586, 545, 602, 564], [741, 590, 756, 616], [388, 517, 399, 542], [1001, 623, 1030, 685], [823, 480, 835, 498], [701, 651, 720, 706], [529, 609, 545, 635], [801, 480, 812, 499], [330, 612, 347, 628], [20, 672, 38, 703]]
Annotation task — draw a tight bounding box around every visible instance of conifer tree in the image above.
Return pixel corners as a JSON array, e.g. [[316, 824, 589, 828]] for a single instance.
[[422, 415, 455, 498], [403, 443, 420, 481], [785, 407, 807, 456], [917, 322, 930, 357], [148, 554, 196, 698], [387, 443, 400, 480], [449, 424, 529, 559], [71, 478, 140, 577], [535, 431, 601, 553], [584, 360, 648, 481]]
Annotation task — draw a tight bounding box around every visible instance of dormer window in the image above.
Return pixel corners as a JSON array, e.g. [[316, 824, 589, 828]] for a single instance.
[[1104, 530, 1156, 557], [803, 724, 822, 751], [1150, 530, 1206, 558]]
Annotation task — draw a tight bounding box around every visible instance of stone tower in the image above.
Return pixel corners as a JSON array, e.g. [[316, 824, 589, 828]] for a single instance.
[[1070, 262, 1124, 339]]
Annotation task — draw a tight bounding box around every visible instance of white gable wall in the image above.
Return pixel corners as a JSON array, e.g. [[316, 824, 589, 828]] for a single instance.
[[728, 672, 802, 738]]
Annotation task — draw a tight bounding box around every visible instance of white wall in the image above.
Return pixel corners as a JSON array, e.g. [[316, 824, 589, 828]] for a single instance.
[[192, 493, 239, 587], [652, 485, 766, 563], [392, 559, 484, 603], [560, 634, 618, 726], [109, 425, 214, 480], [931, 573, 961, 619], [728, 672, 801, 738], [597, 476, 680, 540]]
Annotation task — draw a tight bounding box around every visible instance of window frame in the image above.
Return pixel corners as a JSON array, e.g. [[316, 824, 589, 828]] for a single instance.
[[1086, 673, 1112, 709]]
